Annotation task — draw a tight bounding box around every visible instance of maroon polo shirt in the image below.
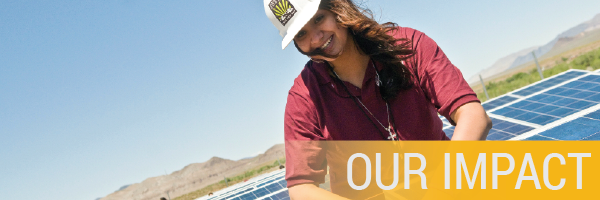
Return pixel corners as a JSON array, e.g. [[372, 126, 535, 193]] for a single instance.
[[283, 27, 479, 188]]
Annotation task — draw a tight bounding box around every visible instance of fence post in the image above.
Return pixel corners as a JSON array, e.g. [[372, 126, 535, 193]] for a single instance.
[[532, 51, 544, 79], [479, 74, 490, 100]]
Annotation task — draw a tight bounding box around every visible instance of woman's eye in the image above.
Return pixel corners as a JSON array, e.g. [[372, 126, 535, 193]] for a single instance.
[[296, 30, 306, 39], [315, 15, 324, 23]]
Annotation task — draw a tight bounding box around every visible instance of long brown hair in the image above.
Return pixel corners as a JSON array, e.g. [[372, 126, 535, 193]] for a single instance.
[[296, 0, 414, 101]]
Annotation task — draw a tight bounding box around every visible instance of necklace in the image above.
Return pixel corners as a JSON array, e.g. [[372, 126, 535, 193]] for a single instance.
[[330, 63, 398, 141]]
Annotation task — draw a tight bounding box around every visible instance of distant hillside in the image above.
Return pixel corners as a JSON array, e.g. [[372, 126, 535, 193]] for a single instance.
[[99, 144, 285, 200], [469, 13, 600, 84]]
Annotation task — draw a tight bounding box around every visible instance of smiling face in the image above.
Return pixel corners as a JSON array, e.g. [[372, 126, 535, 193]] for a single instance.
[[293, 9, 350, 62]]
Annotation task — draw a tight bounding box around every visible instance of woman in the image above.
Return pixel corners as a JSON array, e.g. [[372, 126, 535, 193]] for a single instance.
[[263, 0, 492, 199]]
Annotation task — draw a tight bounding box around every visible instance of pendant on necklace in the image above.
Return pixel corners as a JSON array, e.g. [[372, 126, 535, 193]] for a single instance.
[[386, 126, 397, 141]]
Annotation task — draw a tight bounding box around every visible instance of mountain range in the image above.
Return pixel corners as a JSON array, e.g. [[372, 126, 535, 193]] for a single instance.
[[99, 144, 284, 200], [468, 13, 600, 84]]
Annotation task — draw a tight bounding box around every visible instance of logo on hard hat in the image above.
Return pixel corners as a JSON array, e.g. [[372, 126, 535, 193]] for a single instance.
[[269, 0, 297, 26]]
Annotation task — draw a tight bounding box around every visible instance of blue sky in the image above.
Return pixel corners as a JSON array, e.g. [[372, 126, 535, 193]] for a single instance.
[[1, 0, 599, 199]]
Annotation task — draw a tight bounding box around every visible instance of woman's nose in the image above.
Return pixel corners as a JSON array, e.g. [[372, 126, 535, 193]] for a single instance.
[[310, 29, 323, 48]]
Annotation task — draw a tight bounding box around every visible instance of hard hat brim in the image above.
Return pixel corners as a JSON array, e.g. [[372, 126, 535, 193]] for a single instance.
[[281, 0, 321, 49]]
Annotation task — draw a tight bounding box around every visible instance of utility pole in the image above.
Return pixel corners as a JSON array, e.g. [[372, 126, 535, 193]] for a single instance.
[[532, 51, 544, 79], [224, 177, 229, 187], [479, 74, 489, 100], [164, 170, 172, 200]]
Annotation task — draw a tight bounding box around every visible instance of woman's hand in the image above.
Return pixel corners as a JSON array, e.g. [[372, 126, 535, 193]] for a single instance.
[[450, 102, 492, 140], [288, 183, 349, 200]]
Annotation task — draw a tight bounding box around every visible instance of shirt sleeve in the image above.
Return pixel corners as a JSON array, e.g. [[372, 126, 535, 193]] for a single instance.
[[283, 74, 328, 188], [400, 28, 481, 125]]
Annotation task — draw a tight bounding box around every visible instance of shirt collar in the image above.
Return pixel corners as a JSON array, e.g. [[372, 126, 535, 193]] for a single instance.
[[310, 59, 383, 85]]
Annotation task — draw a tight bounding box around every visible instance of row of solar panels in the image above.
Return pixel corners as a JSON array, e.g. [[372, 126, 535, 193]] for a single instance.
[[196, 170, 289, 200], [442, 69, 600, 141]]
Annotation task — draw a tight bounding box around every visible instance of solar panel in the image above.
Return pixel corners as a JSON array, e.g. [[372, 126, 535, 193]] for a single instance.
[[481, 96, 519, 110], [196, 170, 288, 200], [444, 116, 536, 140], [447, 70, 600, 141], [510, 72, 587, 97]]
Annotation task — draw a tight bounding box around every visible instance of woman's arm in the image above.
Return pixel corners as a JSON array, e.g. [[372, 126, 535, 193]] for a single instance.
[[450, 102, 492, 140], [289, 183, 349, 200]]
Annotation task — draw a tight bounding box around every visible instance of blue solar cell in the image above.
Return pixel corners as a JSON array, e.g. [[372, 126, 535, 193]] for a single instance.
[[482, 104, 496, 110], [239, 192, 257, 200], [585, 110, 600, 120], [572, 91, 597, 98], [489, 117, 504, 125], [523, 135, 555, 140], [528, 94, 552, 101], [557, 89, 581, 97], [536, 82, 554, 87], [539, 118, 600, 140], [583, 133, 600, 140], [486, 131, 514, 140], [263, 197, 273, 200], [498, 96, 519, 102], [584, 93, 600, 102], [546, 107, 576, 117], [566, 100, 595, 110], [492, 122, 513, 130], [566, 71, 587, 76], [223, 188, 254, 200], [562, 81, 585, 88], [574, 117, 600, 127], [503, 109, 527, 118], [443, 127, 455, 138], [532, 105, 559, 113], [265, 182, 284, 193], [521, 102, 545, 111], [526, 115, 558, 125], [252, 188, 270, 198], [504, 124, 533, 134], [552, 98, 577, 106], [591, 78, 600, 84], [278, 179, 287, 188], [256, 179, 278, 188], [531, 86, 546, 91], [483, 101, 500, 107], [537, 95, 562, 104], [514, 112, 540, 121], [545, 88, 566, 95], [483, 96, 520, 110], [573, 82, 600, 90], [509, 101, 532, 108], [578, 75, 600, 82], [270, 190, 290, 200], [588, 86, 600, 92], [492, 107, 517, 115]]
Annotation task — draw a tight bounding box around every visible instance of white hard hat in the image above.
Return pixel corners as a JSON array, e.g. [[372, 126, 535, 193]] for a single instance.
[[263, 0, 322, 49]]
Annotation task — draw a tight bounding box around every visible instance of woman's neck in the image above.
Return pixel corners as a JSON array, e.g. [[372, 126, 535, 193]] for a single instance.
[[329, 35, 370, 89]]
